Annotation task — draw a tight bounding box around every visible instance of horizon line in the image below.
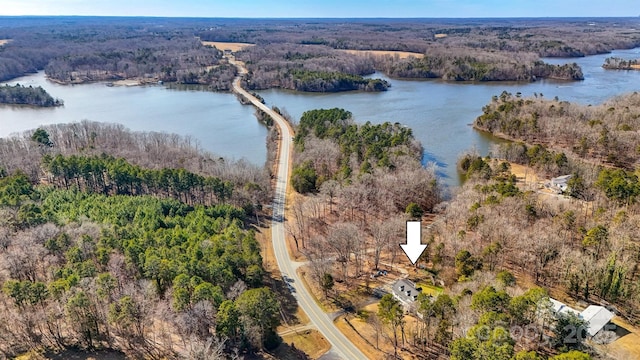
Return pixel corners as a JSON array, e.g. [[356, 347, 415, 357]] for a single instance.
[[1, 15, 639, 20]]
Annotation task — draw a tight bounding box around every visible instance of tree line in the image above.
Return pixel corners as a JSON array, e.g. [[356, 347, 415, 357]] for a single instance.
[[287, 69, 389, 92], [374, 50, 583, 81], [198, 18, 640, 58], [43, 154, 234, 206], [0, 18, 235, 88], [237, 43, 387, 92], [0, 122, 271, 210]]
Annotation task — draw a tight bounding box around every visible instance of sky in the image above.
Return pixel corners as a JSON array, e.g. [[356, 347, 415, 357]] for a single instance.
[[1, 0, 638, 18]]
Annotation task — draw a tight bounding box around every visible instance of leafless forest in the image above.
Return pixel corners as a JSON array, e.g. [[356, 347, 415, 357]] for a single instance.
[[475, 91, 640, 169], [3, 17, 639, 88]]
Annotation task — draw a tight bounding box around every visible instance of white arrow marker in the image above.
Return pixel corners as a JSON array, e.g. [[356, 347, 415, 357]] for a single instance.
[[401, 221, 427, 265]]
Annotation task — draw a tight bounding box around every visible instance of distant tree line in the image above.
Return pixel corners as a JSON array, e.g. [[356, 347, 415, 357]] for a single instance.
[[237, 43, 388, 92], [0, 84, 63, 107], [0, 19, 235, 88], [374, 50, 583, 81], [287, 69, 389, 92], [237, 43, 583, 88], [198, 18, 640, 57]]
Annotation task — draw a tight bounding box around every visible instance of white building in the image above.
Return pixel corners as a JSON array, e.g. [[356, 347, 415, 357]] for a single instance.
[[391, 279, 422, 311], [581, 305, 616, 337], [549, 298, 616, 337], [551, 174, 572, 192]]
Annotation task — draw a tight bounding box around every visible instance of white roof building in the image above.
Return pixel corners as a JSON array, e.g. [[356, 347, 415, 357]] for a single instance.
[[551, 174, 572, 192], [391, 279, 421, 311], [549, 298, 580, 316], [581, 305, 616, 337], [549, 298, 615, 337]]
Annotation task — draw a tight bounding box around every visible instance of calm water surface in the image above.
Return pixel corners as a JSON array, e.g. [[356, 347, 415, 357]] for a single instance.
[[0, 75, 269, 165], [2, 48, 640, 185], [257, 48, 640, 185]]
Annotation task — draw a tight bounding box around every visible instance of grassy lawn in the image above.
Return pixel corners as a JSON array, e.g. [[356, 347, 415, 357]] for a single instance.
[[416, 283, 444, 297]]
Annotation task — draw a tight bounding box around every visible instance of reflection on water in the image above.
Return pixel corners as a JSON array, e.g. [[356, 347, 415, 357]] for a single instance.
[[256, 48, 640, 186], [2, 49, 639, 184], [0, 73, 269, 165]]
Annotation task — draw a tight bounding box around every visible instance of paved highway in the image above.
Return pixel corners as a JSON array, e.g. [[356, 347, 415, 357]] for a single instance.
[[229, 57, 368, 360]]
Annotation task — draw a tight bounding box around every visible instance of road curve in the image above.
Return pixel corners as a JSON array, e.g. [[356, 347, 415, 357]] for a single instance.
[[228, 57, 368, 360]]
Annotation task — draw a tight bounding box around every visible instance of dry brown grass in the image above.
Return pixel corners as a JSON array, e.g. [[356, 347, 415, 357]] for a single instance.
[[507, 162, 541, 184], [256, 225, 279, 275], [338, 49, 424, 59], [201, 41, 254, 52], [631, 64, 640, 70], [598, 317, 640, 359], [280, 329, 331, 359], [434, 33, 448, 39]]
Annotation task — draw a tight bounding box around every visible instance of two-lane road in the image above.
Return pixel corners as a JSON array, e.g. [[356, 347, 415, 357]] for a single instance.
[[228, 57, 368, 360]]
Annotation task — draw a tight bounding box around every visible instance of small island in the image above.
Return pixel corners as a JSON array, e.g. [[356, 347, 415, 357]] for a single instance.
[[603, 57, 640, 70], [0, 84, 63, 107]]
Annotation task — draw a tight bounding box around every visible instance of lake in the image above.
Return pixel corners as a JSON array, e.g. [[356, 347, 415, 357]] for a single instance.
[[1, 48, 639, 185], [256, 48, 640, 185], [0, 75, 269, 165]]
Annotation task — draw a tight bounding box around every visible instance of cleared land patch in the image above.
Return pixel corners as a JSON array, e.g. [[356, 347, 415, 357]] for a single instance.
[[338, 49, 424, 59], [201, 41, 255, 52], [0, 39, 11, 46], [279, 329, 331, 359]]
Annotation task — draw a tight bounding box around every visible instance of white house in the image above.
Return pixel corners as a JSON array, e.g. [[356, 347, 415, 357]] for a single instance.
[[551, 174, 572, 192], [550, 298, 580, 317], [549, 298, 615, 338], [391, 279, 422, 311]]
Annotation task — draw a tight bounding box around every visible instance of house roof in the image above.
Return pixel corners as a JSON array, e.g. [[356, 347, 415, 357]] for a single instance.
[[550, 298, 580, 316], [392, 279, 421, 305], [580, 305, 615, 337], [551, 174, 572, 184]]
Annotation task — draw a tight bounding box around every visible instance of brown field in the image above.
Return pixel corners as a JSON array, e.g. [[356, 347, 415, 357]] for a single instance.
[[201, 41, 254, 52], [631, 64, 640, 70], [338, 49, 424, 59], [434, 33, 448, 39], [0, 39, 11, 46], [507, 161, 540, 185], [278, 329, 331, 359]]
